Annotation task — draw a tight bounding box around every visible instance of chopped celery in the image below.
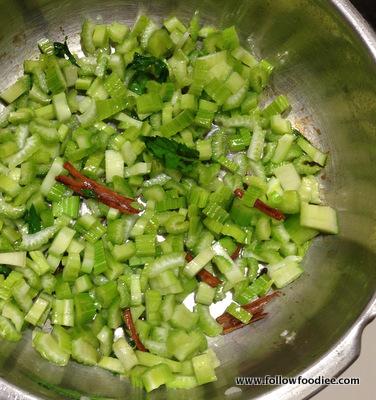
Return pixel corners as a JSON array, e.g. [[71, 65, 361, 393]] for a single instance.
[[0, 252, 26, 268], [274, 163, 301, 191], [196, 304, 223, 336], [300, 202, 338, 234], [192, 353, 217, 385], [32, 331, 70, 366], [170, 304, 198, 331], [2, 302, 24, 332], [226, 302, 252, 324], [98, 356, 125, 374], [48, 227, 75, 256], [0, 316, 22, 341], [0, 76, 31, 104], [136, 350, 182, 373], [71, 337, 98, 365], [142, 363, 173, 392], [148, 252, 185, 278], [267, 256, 304, 288], [184, 247, 215, 277], [25, 297, 49, 325], [113, 337, 139, 371]]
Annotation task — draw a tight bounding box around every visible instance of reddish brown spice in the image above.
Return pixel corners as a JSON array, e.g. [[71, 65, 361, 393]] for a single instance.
[[56, 162, 139, 215], [186, 252, 222, 288], [185, 253, 194, 262], [241, 291, 280, 314], [216, 292, 280, 335], [234, 188, 245, 198], [221, 311, 268, 335], [254, 199, 285, 221], [197, 269, 222, 288], [234, 188, 285, 221], [230, 244, 243, 260], [122, 308, 147, 352]]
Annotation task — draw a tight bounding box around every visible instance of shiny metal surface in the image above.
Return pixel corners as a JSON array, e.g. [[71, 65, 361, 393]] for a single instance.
[[0, 0, 375, 399]]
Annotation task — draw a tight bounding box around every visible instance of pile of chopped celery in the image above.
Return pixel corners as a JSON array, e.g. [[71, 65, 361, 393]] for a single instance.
[[0, 12, 338, 393]]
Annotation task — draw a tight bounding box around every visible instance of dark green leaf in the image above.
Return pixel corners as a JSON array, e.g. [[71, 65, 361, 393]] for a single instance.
[[54, 37, 80, 67], [25, 204, 42, 234], [81, 189, 97, 199], [144, 136, 199, 173], [128, 79, 149, 95], [129, 79, 147, 95], [127, 53, 169, 94], [0, 265, 11, 277]]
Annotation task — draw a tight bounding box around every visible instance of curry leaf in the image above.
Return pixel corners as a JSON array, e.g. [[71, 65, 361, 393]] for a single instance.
[[0, 265, 11, 277], [81, 189, 97, 199], [25, 204, 42, 234], [54, 37, 80, 67], [144, 136, 199, 173], [127, 53, 169, 94]]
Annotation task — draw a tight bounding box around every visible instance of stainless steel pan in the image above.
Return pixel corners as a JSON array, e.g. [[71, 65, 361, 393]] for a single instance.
[[0, 0, 375, 399]]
